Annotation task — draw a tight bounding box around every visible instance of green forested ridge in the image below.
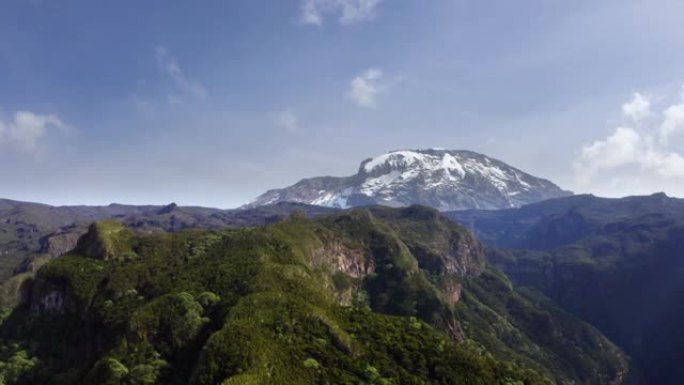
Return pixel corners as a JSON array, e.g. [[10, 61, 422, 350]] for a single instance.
[[0, 198, 337, 281], [0, 206, 628, 384]]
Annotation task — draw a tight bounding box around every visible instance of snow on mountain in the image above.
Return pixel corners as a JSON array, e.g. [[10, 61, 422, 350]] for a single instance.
[[244, 149, 572, 211]]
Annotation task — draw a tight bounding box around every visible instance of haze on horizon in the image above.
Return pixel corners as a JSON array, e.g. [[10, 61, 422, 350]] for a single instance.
[[2, 0, 684, 208]]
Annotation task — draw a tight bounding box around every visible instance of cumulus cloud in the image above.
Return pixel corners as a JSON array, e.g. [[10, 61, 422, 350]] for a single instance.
[[660, 102, 684, 144], [273, 109, 299, 132], [621, 92, 651, 122], [574, 91, 684, 194], [575, 127, 641, 182], [348, 68, 384, 108], [301, 0, 382, 26], [155, 46, 207, 101], [0, 110, 70, 153]]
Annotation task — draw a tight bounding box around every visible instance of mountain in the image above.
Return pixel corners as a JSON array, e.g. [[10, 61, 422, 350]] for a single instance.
[[0, 206, 628, 384], [446, 193, 684, 385], [245, 149, 572, 211], [445, 192, 683, 249], [0, 198, 337, 282]]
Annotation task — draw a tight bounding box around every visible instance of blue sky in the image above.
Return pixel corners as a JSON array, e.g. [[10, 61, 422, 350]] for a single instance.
[[2, 0, 684, 208]]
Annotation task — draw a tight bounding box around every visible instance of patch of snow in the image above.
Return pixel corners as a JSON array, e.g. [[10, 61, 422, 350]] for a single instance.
[[363, 151, 428, 173], [333, 188, 353, 208], [311, 190, 350, 208], [360, 170, 403, 195], [258, 195, 280, 205], [400, 168, 420, 181], [512, 171, 531, 188], [460, 158, 517, 192], [363, 150, 467, 181], [441, 153, 466, 179]]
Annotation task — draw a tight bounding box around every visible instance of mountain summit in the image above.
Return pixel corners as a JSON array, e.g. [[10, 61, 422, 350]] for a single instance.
[[246, 149, 571, 210]]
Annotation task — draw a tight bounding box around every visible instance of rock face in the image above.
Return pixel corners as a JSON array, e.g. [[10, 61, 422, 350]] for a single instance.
[[40, 227, 84, 258], [245, 149, 571, 211], [313, 239, 375, 279]]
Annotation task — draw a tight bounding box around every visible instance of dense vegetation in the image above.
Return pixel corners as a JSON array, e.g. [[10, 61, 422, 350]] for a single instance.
[[0, 206, 628, 384]]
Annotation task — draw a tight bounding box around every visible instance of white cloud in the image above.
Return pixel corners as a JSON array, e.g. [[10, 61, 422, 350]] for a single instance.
[[301, 0, 382, 26], [643, 150, 684, 179], [273, 109, 299, 132], [621, 92, 651, 122], [660, 102, 684, 144], [574, 91, 684, 195], [348, 68, 383, 108], [155, 46, 207, 101], [0, 110, 70, 153], [575, 127, 641, 182]]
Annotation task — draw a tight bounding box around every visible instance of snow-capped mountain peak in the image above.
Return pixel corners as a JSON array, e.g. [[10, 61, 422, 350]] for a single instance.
[[361, 150, 466, 177], [244, 149, 571, 211]]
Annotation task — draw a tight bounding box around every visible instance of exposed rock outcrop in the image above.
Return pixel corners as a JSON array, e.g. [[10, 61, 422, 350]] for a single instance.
[[74, 220, 135, 260]]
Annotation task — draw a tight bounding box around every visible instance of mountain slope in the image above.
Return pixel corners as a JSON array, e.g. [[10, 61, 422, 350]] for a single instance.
[[0, 206, 629, 385], [245, 149, 571, 211]]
